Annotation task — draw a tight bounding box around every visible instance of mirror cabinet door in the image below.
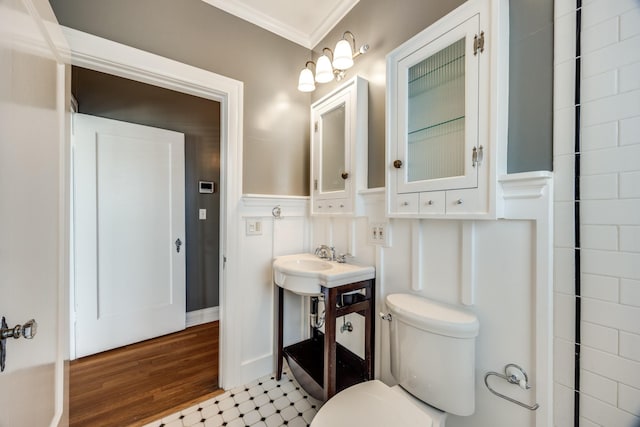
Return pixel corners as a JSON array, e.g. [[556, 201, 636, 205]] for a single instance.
[[320, 103, 346, 193], [311, 75, 367, 216]]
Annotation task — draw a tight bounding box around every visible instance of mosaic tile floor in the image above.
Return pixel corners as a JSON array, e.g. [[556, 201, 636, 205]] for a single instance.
[[143, 369, 322, 427]]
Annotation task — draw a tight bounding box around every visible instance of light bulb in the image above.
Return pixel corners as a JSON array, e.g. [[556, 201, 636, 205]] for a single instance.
[[315, 54, 334, 83], [333, 39, 354, 70], [297, 67, 315, 92]]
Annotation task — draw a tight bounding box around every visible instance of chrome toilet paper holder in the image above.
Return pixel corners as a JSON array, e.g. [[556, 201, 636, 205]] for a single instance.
[[484, 363, 540, 411]]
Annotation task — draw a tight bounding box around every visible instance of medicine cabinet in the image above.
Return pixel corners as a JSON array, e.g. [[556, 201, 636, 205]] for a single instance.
[[311, 76, 368, 216], [386, 0, 509, 219]]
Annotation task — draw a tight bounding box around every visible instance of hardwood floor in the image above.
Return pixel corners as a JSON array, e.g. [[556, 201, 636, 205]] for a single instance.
[[70, 322, 222, 427]]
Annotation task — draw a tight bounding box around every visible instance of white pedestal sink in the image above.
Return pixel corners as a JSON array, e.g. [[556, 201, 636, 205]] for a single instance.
[[273, 253, 375, 296]]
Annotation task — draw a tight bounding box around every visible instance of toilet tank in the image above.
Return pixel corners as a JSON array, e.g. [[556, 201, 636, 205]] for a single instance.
[[386, 293, 479, 416]]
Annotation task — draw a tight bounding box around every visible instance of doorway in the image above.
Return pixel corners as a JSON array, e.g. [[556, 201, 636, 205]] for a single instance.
[[71, 66, 222, 357], [69, 64, 223, 421], [64, 25, 245, 394]]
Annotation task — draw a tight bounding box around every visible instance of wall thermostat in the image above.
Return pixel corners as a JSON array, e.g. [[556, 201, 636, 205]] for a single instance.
[[199, 181, 216, 194]]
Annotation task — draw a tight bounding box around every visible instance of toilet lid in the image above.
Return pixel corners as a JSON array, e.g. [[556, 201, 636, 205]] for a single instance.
[[311, 380, 443, 427]]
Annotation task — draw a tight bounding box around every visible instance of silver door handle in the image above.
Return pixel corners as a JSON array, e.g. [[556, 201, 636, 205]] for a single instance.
[[1, 318, 37, 340], [1, 317, 38, 372]]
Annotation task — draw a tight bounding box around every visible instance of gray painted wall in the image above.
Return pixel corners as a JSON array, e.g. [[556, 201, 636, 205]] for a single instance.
[[51, 0, 311, 196], [52, 0, 553, 194], [507, 0, 554, 172]]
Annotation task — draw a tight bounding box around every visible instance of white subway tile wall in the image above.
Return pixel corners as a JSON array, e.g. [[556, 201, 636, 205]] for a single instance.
[[554, 1, 640, 425], [581, 321, 618, 354]]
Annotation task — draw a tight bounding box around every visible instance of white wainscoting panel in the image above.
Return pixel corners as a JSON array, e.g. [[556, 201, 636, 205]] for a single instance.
[[234, 176, 552, 427], [236, 195, 309, 385]]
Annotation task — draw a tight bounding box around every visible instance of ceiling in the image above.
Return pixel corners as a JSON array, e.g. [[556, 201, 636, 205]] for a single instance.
[[201, 0, 360, 49]]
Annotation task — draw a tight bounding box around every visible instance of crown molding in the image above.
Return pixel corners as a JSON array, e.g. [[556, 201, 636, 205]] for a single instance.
[[201, 0, 359, 49]]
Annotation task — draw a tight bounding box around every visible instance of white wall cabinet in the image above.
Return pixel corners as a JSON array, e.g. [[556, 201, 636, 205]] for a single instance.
[[386, 0, 509, 219], [311, 76, 368, 216]]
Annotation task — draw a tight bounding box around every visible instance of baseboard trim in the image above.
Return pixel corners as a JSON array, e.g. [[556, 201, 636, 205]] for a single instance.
[[186, 306, 220, 327]]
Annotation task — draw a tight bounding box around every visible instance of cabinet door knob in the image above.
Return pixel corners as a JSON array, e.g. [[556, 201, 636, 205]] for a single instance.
[[426, 200, 434, 205], [393, 160, 403, 169], [341, 172, 349, 179], [402, 201, 409, 206], [456, 199, 464, 205]]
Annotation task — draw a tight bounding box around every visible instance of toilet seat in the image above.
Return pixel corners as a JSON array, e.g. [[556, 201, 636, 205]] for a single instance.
[[310, 380, 447, 427]]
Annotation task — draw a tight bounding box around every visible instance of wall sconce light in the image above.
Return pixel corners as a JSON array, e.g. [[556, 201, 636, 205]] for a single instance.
[[297, 31, 369, 92], [298, 61, 317, 92]]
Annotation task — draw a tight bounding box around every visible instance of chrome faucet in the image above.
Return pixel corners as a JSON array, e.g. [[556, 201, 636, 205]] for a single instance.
[[314, 245, 335, 261]]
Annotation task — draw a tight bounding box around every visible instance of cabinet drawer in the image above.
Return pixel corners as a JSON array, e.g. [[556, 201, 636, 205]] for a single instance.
[[326, 199, 351, 214], [314, 198, 351, 215], [446, 188, 488, 216], [395, 193, 419, 214], [313, 200, 327, 214], [419, 192, 445, 215]]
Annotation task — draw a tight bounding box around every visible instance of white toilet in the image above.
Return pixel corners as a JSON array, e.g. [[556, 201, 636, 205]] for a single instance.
[[311, 293, 480, 427]]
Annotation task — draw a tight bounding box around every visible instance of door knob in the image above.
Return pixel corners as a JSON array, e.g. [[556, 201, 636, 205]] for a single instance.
[[1, 317, 37, 340], [1, 317, 38, 372]]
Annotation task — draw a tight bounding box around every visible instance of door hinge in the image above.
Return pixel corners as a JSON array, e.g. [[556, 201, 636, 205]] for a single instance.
[[474, 31, 485, 55], [314, 121, 318, 132], [314, 179, 318, 191], [472, 145, 484, 167]]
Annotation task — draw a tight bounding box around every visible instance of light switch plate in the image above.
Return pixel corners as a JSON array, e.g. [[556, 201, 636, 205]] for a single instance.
[[199, 209, 207, 220], [246, 218, 262, 236], [367, 221, 391, 247]]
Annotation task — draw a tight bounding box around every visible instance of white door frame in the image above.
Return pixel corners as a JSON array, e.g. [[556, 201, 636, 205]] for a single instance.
[[61, 27, 244, 389]]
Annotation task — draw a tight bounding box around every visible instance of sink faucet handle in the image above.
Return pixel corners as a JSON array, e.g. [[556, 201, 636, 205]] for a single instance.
[[314, 244, 336, 260]]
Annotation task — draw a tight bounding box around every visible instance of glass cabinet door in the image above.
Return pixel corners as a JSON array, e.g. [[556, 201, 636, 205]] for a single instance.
[[313, 92, 351, 201], [395, 14, 480, 193], [320, 103, 346, 193], [311, 76, 368, 216]]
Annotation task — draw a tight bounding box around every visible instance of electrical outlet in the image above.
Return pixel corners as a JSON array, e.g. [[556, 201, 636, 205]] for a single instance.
[[368, 221, 391, 247], [246, 218, 262, 236]]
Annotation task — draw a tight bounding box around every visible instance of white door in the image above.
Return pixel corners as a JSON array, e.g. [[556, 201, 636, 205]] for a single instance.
[[73, 114, 186, 358], [0, 0, 67, 425]]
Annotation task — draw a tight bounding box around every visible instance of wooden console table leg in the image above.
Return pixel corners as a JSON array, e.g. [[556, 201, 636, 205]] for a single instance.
[[276, 285, 284, 380], [323, 286, 337, 401], [364, 280, 374, 380]]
